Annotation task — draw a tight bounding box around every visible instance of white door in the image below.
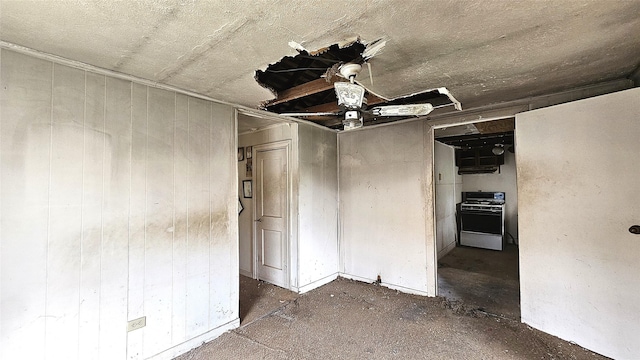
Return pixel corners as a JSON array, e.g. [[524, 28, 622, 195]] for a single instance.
[[254, 143, 289, 288], [516, 88, 640, 359]]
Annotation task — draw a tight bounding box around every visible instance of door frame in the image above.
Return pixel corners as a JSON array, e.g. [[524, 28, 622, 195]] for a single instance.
[[251, 140, 292, 289], [429, 116, 514, 296]]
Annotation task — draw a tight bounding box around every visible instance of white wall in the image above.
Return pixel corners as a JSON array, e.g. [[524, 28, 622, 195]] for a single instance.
[[434, 141, 458, 258], [0, 49, 239, 360], [297, 123, 339, 292], [339, 121, 436, 295], [462, 150, 518, 240], [238, 121, 339, 294], [455, 165, 463, 204], [237, 122, 296, 282], [516, 88, 640, 359]]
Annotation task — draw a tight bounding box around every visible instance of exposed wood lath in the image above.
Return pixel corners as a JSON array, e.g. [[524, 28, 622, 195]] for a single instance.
[[265, 77, 341, 107]]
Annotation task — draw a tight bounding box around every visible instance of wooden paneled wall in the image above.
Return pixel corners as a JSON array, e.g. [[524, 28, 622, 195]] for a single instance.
[[1, 49, 238, 359]]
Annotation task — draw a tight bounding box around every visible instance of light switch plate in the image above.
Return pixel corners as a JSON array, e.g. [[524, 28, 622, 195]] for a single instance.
[[127, 316, 146, 332]]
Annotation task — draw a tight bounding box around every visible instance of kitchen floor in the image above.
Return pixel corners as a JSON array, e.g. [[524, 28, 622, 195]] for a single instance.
[[437, 244, 520, 320], [175, 267, 604, 359]]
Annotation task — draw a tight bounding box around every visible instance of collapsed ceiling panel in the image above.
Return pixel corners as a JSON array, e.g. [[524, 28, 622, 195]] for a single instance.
[[255, 39, 459, 130], [255, 41, 366, 93]]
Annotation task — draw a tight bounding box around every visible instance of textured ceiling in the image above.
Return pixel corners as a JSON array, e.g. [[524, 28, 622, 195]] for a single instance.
[[1, 0, 639, 112], [237, 112, 291, 133]]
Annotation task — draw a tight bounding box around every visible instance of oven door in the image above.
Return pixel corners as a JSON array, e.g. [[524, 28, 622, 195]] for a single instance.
[[460, 209, 502, 235]]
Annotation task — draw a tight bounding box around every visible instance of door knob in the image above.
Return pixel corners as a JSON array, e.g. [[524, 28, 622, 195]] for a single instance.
[[254, 218, 262, 222], [629, 225, 640, 234]]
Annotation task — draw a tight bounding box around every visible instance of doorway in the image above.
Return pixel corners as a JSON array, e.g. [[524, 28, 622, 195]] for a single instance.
[[236, 110, 296, 286], [432, 118, 520, 319], [237, 111, 297, 324]]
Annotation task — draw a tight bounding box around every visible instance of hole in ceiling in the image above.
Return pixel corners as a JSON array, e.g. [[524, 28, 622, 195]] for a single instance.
[[255, 38, 460, 130]]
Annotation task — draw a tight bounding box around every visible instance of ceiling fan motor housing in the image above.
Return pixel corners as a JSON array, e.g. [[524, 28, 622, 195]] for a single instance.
[[339, 63, 363, 80]]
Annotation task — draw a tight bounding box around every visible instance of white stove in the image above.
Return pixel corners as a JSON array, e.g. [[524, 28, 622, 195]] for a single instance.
[[459, 192, 506, 251]]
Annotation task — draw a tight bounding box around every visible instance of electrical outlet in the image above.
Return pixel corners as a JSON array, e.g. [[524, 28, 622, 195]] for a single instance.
[[127, 316, 146, 332]]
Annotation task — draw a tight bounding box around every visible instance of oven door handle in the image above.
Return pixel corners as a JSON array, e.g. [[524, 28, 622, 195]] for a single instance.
[[460, 210, 502, 215]]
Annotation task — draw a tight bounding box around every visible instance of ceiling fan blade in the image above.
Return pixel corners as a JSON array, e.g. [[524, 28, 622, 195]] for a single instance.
[[371, 103, 434, 117], [280, 111, 342, 117]]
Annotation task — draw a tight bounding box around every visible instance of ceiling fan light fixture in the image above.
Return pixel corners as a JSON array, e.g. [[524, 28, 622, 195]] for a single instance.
[[372, 103, 434, 117], [334, 82, 365, 109]]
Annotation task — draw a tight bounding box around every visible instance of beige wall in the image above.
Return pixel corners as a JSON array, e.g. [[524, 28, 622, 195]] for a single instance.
[[434, 141, 458, 258], [339, 121, 436, 295], [516, 88, 640, 359], [0, 50, 239, 360]]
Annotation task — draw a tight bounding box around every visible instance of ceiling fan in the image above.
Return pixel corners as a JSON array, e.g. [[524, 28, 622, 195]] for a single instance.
[[280, 62, 462, 130]]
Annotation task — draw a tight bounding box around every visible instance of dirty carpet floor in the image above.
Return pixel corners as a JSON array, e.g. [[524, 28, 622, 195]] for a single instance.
[[176, 276, 604, 360]]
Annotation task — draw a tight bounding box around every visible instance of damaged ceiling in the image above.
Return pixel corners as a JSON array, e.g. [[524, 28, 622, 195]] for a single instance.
[[255, 39, 458, 129], [1, 0, 639, 129]]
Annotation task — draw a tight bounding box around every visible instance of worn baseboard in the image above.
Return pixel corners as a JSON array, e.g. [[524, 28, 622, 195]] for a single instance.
[[239, 268, 252, 278], [338, 273, 430, 297], [438, 241, 457, 260], [148, 318, 240, 360], [297, 272, 339, 294]]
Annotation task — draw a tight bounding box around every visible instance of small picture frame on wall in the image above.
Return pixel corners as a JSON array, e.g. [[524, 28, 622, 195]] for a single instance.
[[246, 146, 253, 159], [237, 147, 244, 161], [242, 180, 252, 198]]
